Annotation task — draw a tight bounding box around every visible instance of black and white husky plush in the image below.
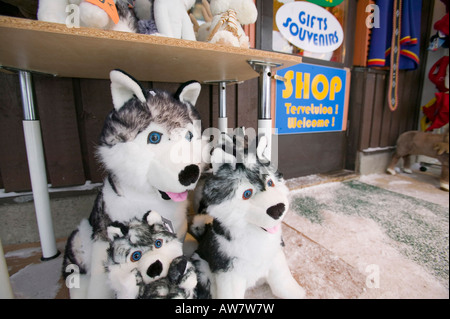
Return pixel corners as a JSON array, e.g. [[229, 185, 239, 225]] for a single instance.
[[105, 211, 198, 299], [191, 133, 306, 299], [63, 70, 203, 298]]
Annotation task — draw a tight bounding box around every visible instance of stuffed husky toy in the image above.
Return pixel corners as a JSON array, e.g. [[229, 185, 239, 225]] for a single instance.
[[153, 0, 196, 40], [134, 0, 196, 40], [193, 0, 257, 48], [37, 0, 138, 32], [104, 211, 199, 299], [62, 69, 203, 298], [190, 132, 306, 299], [133, 0, 158, 35]]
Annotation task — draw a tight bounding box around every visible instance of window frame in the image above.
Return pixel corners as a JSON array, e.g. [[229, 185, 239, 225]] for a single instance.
[[256, 0, 357, 69]]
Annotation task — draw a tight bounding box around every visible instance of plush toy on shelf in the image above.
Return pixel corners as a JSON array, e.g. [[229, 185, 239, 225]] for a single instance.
[[151, 0, 197, 40], [37, 0, 138, 33], [192, 0, 257, 48], [104, 211, 201, 299], [134, 0, 196, 39], [37, 0, 75, 25], [133, 0, 158, 35]]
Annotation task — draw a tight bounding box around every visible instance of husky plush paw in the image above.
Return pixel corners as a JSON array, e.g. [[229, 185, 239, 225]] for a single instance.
[[139, 256, 198, 299]]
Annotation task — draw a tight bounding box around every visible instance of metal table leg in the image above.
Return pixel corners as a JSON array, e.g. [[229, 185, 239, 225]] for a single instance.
[[0, 239, 14, 298], [248, 61, 282, 161], [205, 80, 235, 134], [18, 71, 59, 261], [218, 81, 228, 133]]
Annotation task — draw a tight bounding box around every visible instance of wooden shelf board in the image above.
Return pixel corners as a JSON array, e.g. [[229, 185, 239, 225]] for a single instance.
[[0, 16, 302, 83]]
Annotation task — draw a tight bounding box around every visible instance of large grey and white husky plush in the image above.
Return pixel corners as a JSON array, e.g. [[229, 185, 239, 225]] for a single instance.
[[63, 69, 203, 298], [191, 132, 306, 299]]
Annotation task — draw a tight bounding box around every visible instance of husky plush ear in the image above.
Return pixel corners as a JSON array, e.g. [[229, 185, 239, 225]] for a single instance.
[[257, 136, 271, 164], [211, 146, 237, 174], [107, 222, 129, 241], [110, 70, 147, 110], [175, 81, 201, 106], [143, 210, 163, 226]]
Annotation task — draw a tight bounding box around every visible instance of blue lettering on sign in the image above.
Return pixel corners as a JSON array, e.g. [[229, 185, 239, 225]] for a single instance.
[[282, 15, 338, 47], [298, 11, 327, 30]]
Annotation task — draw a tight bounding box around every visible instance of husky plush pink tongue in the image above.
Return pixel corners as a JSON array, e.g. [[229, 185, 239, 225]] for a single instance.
[[264, 224, 281, 234], [165, 191, 188, 202]]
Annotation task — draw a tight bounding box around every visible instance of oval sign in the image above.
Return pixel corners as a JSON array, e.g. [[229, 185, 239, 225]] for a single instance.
[[307, 0, 344, 7], [275, 1, 344, 53]]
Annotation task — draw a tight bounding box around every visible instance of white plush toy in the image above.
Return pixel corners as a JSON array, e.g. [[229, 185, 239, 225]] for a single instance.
[[153, 0, 197, 40], [37, 0, 138, 32], [195, 0, 257, 48], [37, 0, 77, 25]]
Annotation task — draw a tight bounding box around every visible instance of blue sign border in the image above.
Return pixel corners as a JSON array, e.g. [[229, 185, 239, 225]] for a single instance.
[[275, 63, 349, 135]]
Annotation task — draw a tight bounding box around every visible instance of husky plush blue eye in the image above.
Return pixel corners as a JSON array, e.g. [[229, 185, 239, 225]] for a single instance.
[[130, 251, 142, 262], [185, 131, 193, 142], [154, 239, 163, 248], [148, 132, 162, 144], [267, 179, 275, 187], [242, 189, 253, 200]]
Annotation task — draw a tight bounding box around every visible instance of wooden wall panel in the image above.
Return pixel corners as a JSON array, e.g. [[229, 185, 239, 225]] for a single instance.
[[77, 78, 112, 183], [379, 76, 392, 147], [359, 72, 376, 150], [236, 78, 258, 130], [34, 75, 86, 187], [0, 72, 31, 192], [196, 84, 213, 129], [278, 132, 347, 179], [368, 73, 385, 148], [347, 68, 424, 160], [345, 70, 365, 170]]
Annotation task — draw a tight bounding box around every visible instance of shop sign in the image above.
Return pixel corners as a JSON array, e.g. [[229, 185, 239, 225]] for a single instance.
[[306, 0, 344, 7], [275, 1, 344, 53], [275, 63, 350, 135]]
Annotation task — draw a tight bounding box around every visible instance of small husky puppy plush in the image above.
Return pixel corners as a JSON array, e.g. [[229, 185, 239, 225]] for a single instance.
[[191, 132, 306, 299], [63, 70, 204, 298], [104, 211, 199, 299]]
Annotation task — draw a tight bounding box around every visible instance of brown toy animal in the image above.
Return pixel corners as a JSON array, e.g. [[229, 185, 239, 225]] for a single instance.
[[386, 130, 449, 191]]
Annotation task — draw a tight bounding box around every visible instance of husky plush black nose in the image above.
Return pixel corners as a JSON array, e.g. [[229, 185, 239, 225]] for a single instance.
[[266, 203, 285, 220], [147, 260, 163, 278], [178, 165, 200, 186]]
